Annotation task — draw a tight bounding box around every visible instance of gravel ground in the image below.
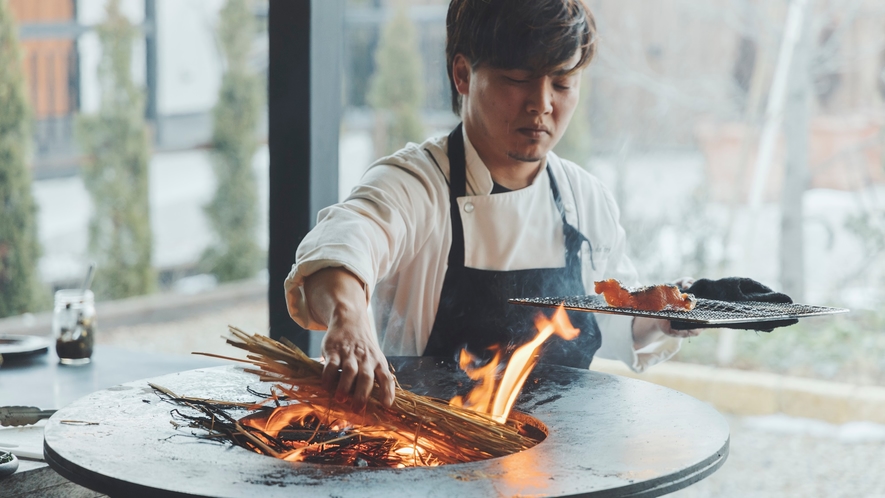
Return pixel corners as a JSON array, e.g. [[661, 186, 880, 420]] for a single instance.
[[671, 414, 885, 498], [95, 300, 885, 497]]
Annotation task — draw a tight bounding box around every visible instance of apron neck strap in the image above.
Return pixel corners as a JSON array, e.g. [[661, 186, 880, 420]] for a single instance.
[[447, 124, 467, 267], [546, 162, 568, 226], [546, 155, 595, 270]]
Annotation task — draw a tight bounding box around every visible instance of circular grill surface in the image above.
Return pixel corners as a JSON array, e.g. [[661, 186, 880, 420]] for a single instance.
[[44, 359, 729, 498], [510, 295, 849, 324]]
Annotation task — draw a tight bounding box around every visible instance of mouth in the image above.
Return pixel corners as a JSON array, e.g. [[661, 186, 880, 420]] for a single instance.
[[516, 126, 551, 139]]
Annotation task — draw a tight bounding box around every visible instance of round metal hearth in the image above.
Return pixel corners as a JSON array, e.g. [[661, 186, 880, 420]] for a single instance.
[[44, 358, 729, 498]]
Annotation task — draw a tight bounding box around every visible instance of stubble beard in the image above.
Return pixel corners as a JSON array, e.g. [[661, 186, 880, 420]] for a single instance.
[[507, 151, 544, 163], [507, 135, 554, 163]]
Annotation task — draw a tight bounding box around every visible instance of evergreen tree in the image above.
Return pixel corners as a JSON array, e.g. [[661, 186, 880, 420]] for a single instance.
[[368, 6, 425, 155], [76, 0, 154, 300], [0, 0, 43, 318], [201, 0, 263, 282]]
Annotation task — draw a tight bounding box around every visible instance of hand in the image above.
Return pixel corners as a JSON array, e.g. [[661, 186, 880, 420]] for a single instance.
[[657, 319, 702, 339], [304, 268, 397, 411], [632, 317, 701, 350], [321, 307, 396, 412], [665, 276, 702, 337], [672, 276, 696, 291]]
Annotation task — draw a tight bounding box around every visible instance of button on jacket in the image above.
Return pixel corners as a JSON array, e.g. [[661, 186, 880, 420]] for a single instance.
[[286, 130, 680, 372]]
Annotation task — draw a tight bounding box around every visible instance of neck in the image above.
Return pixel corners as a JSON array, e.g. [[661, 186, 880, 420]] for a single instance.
[[462, 120, 542, 191]]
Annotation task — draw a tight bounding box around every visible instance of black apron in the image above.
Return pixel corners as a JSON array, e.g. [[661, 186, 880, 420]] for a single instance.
[[422, 124, 602, 369]]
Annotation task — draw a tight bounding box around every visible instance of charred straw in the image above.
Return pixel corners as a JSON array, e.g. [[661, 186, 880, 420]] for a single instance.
[[154, 326, 537, 466]]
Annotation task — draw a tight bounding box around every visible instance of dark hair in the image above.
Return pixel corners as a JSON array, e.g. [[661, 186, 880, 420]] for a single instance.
[[445, 0, 597, 114]]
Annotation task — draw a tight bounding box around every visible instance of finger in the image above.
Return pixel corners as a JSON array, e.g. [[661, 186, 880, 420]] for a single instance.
[[375, 363, 397, 408], [352, 367, 375, 412], [336, 358, 359, 402], [664, 328, 690, 339], [321, 352, 341, 393]]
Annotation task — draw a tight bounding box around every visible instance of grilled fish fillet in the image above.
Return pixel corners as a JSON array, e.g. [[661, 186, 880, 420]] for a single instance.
[[594, 279, 697, 312]]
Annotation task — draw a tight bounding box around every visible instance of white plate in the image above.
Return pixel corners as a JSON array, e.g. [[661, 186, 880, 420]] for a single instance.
[[0, 335, 50, 360], [0, 424, 45, 460]]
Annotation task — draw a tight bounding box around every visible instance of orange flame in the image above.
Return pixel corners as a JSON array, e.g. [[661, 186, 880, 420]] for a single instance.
[[450, 305, 579, 423], [240, 386, 442, 466], [239, 305, 577, 466]]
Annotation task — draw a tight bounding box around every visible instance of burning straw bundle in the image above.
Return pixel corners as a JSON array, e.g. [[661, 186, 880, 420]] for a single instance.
[[165, 326, 537, 466]]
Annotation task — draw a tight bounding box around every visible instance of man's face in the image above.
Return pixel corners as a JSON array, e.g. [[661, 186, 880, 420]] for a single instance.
[[455, 51, 583, 166]]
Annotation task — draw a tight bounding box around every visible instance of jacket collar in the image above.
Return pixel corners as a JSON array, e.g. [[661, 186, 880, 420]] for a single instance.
[[462, 126, 549, 196]]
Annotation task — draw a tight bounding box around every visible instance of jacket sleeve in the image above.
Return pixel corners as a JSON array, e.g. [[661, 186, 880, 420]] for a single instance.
[[285, 157, 444, 330], [589, 179, 682, 372]]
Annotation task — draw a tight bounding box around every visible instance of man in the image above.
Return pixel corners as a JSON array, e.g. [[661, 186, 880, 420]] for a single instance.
[[285, 0, 697, 410]]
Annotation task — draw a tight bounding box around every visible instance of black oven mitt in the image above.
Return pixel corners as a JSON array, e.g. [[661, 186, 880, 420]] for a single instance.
[[670, 277, 799, 332]]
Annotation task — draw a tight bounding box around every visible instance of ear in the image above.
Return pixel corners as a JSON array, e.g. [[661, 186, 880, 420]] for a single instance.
[[452, 54, 471, 97]]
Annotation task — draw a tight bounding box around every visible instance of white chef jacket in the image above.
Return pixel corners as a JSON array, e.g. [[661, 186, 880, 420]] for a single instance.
[[286, 130, 681, 372]]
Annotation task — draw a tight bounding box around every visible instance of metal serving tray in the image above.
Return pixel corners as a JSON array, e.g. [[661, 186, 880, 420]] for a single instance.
[[508, 295, 849, 325]]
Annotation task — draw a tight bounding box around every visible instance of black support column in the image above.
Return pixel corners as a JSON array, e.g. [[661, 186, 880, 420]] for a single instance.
[[268, 0, 343, 353]]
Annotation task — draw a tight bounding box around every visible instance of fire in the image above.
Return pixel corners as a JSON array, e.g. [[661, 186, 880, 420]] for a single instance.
[[450, 305, 579, 423], [238, 305, 577, 467], [240, 384, 446, 467]]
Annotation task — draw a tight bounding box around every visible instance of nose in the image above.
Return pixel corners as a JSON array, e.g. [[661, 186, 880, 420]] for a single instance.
[[526, 78, 554, 116]]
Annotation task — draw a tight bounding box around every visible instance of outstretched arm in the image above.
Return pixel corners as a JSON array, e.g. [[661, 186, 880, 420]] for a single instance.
[[303, 267, 397, 410]]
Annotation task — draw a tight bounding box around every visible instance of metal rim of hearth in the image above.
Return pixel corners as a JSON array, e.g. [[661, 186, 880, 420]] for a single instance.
[[43, 360, 730, 498], [43, 439, 730, 498]]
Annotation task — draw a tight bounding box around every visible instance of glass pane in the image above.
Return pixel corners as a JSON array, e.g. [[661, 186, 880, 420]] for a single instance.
[[340, 0, 455, 200], [338, 0, 885, 378], [577, 0, 885, 379], [4, 0, 270, 356], [335, 1, 885, 492]]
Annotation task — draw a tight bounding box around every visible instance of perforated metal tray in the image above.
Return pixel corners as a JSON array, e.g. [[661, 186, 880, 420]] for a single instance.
[[508, 295, 849, 325]]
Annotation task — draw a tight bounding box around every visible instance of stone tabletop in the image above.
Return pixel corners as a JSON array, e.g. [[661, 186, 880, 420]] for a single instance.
[[42, 359, 729, 498]]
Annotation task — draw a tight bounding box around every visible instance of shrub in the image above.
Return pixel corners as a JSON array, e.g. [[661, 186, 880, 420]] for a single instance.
[[0, 0, 44, 317], [200, 0, 264, 282], [368, 7, 425, 155], [76, 0, 155, 299]]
